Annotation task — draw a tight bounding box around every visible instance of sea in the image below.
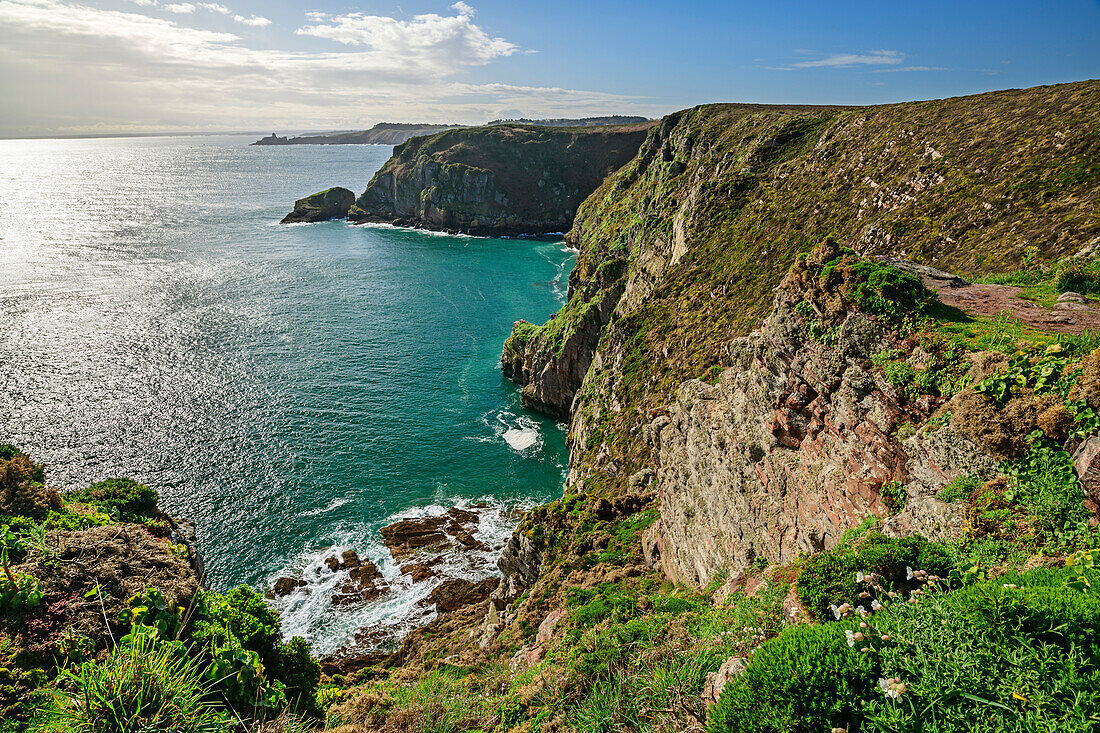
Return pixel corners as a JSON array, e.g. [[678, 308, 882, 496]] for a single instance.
[[0, 135, 574, 654]]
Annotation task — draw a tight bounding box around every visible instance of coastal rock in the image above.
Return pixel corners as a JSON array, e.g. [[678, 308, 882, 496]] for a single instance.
[[428, 577, 498, 613], [491, 531, 543, 608], [379, 516, 452, 558], [645, 259, 996, 587], [280, 187, 356, 224], [271, 576, 306, 597], [313, 550, 389, 607]]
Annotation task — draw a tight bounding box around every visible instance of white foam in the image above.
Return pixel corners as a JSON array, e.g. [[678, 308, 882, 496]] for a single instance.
[[352, 221, 477, 239], [302, 497, 352, 516], [503, 427, 539, 451], [267, 495, 533, 657]]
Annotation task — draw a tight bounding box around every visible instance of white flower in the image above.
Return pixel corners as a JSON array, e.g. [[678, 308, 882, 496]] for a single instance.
[[878, 677, 907, 699], [906, 566, 915, 580], [830, 604, 842, 620], [845, 629, 856, 647], [857, 571, 866, 584], [871, 599, 884, 612], [856, 605, 869, 617]]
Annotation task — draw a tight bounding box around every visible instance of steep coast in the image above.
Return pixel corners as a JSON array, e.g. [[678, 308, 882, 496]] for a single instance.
[[345, 122, 654, 236]]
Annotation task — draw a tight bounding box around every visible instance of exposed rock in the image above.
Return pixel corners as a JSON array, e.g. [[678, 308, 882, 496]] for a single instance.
[[400, 558, 441, 583], [280, 187, 356, 224], [347, 123, 652, 236], [536, 608, 566, 643], [509, 643, 545, 669], [379, 516, 452, 558], [270, 576, 306, 597], [646, 272, 996, 587], [1058, 291, 1090, 303], [491, 531, 543, 609], [317, 550, 389, 607], [702, 656, 746, 706], [429, 577, 498, 613], [1073, 436, 1100, 520]]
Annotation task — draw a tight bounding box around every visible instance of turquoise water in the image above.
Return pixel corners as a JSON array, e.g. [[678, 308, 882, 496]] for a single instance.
[[0, 135, 573, 651]]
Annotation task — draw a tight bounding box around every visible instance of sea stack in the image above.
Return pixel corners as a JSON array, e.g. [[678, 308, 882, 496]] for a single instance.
[[280, 186, 356, 223]]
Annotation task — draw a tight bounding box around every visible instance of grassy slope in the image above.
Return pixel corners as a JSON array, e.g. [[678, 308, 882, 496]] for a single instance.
[[565, 80, 1100, 500]]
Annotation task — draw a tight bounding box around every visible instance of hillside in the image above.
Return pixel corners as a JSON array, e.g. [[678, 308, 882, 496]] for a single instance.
[[346, 122, 656, 236], [252, 123, 465, 146]]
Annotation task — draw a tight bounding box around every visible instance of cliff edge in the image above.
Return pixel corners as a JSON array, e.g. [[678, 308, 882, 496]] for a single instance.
[[346, 122, 654, 236]]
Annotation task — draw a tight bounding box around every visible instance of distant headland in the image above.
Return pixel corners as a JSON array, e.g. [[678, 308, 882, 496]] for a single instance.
[[251, 117, 651, 147]]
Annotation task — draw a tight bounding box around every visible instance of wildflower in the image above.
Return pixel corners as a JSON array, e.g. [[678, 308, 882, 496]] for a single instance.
[[880, 634, 891, 641], [908, 597, 918, 604], [859, 622, 868, 629], [859, 590, 871, 598], [861, 646, 870, 653], [878, 677, 907, 699], [856, 605, 869, 618], [845, 630, 866, 647], [871, 599, 884, 612], [906, 566, 914, 580], [1003, 583, 1017, 589], [830, 604, 842, 620]]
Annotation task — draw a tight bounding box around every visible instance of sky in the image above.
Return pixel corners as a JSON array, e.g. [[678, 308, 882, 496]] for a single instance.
[[0, 0, 1098, 137]]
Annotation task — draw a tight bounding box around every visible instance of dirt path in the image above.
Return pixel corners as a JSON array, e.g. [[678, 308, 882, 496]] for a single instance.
[[880, 258, 1100, 335]]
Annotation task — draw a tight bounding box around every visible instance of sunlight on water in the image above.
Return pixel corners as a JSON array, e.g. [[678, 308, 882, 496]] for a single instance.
[[0, 135, 574, 652]]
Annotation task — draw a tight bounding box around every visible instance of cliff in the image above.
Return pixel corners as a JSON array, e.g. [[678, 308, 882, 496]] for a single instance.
[[505, 80, 1099, 507], [345, 122, 654, 236], [252, 123, 464, 146]]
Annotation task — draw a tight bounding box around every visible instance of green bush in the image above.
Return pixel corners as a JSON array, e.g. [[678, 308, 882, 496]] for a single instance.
[[861, 567, 1100, 732], [795, 532, 953, 621], [122, 585, 321, 721], [708, 623, 874, 733], [1055, 260, 1100, 296], [938, 474, 982, 503], [64, 479, 159, 521], [32, 627, 231, 733]]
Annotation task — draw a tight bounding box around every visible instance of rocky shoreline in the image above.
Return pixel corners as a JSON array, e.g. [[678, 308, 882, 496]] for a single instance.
[[266, 501, 520, 673]]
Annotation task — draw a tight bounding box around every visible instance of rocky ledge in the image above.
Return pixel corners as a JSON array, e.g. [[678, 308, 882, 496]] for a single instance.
[[280, 186, 356, 224]]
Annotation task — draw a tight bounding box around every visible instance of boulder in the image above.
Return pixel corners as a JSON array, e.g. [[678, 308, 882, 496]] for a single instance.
[[702, 655, 746, 706], [380, 516, 451, 558], [280, 187, 356, 223], [271, 576, 306, 597]]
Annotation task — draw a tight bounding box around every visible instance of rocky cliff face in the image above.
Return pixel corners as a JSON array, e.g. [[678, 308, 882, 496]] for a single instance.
[[346, 123, 653, 236], [642, 254, 997, 587], [493, 80, 1100, 598]]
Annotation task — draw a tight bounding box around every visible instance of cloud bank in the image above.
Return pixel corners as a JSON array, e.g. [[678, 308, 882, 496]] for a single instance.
[[0, 0, 641, 136]]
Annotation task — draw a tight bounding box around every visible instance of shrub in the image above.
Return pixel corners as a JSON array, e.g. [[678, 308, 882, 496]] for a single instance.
[[795, 532, 953, 621], [1055, 259, 1100, 295], [860, 568, 1100, 732], [65, 479, 159, 521], [708, 623, 874, 733], [32, 628, 231, 733]]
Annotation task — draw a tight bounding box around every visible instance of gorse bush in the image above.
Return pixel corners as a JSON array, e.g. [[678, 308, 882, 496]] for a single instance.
[[65, 479, 159, 522], [708, 623, 875, 733], [32, 627, 231, 733], [795, 532, 953, 621]]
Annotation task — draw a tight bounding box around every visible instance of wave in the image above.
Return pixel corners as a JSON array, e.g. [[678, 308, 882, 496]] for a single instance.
[[268, 495, 531, 656]]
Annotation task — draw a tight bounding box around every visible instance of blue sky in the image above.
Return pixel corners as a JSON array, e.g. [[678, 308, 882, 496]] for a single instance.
[[0, 0, 1097, 135]]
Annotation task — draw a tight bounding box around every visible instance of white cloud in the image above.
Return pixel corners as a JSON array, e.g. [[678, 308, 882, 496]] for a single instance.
[[296, 6, 517, 67], [0, 0, 650, 135], [873, 65, 946, 73], [233, 13, 269, 27], [126, 0, 157, 6], [791, 50, 903, 68], [199, 2, 229, 13], [164, 2, 195, 13]]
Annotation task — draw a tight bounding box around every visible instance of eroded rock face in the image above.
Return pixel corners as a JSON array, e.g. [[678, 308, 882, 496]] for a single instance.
[[428, 577, 498, 613], [491, 531, 543, 609], [346, 123, 651, 236], [280, 187, 356, 223], [645, 288, 996, 588]]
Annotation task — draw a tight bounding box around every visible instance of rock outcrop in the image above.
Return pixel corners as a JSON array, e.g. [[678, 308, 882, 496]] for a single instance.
[[346, 122, 653, 236], [643, 256, 996, 587], [280, 187, 356, 223]]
